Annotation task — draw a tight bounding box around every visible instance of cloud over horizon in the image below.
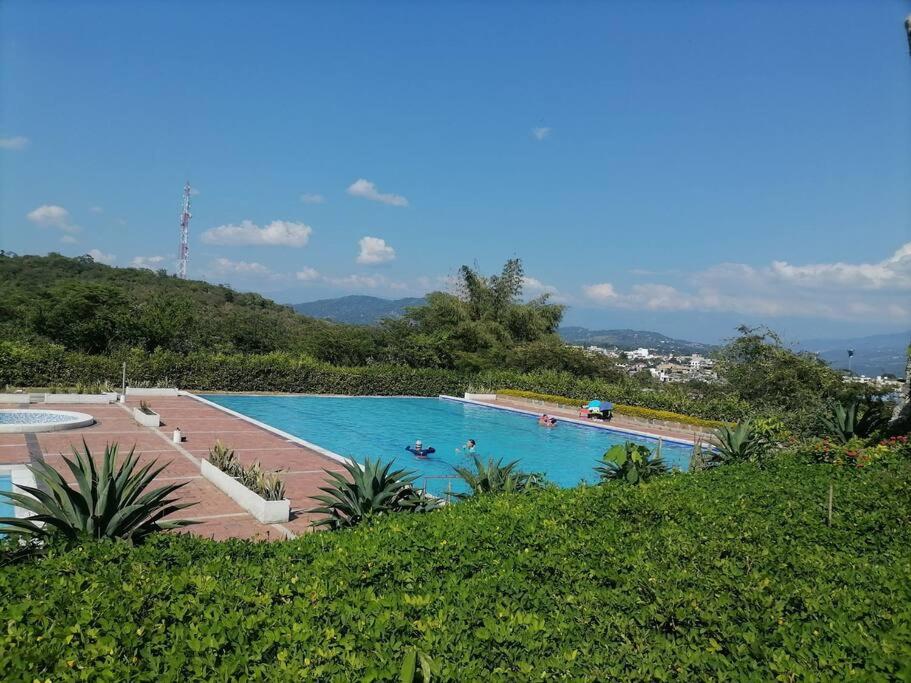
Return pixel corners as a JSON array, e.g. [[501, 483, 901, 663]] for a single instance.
[[583, 242, 911, 322], [0, 136, 29, 150], [356, 236, 396, 264], [26, 204, 80, 233], [201, 220, 312, 247], [346, 179, 408, 207]]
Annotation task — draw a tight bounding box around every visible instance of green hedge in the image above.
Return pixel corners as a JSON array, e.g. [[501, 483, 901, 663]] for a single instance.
[[2, 457, 909, 679], [496, 388, 730, 429], [0, 342, 749, 421]]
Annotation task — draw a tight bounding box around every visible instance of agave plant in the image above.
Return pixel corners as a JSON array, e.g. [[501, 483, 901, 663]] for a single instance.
[[711, 420, 767, 464], [596, 442, 668, 485], [452, 455, 541, 498], [309, 457, 440, 530], [0, 441, 197, 543], [821, 400, 888, 444]]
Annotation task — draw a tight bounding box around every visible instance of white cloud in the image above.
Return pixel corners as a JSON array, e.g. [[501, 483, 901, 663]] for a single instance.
[[296, 267, 321, 281], [583, 242, 911, 323], [90, 206, 104, 214], [532, 127, 551, 141], [26, 204, 80, 233], [87, 249, 116, 265], [346, 179, 408, 207], [131, 255, 167, 270], [201, 220, 313, 247], [357, 236, 396, 264], [300, 193, 326, 204], [189, 187, 200, 196], [60, 235, 78, 244], [211, 257, 275, 276], [0, 136, 29, 150]]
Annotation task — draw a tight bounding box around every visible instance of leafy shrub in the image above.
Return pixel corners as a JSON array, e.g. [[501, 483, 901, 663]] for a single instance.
[[309, 457, 441, 529], [452, 455, 542, 497], [596, 442, 669, 484], [821, 399, 889, 444], [795, 434, 910, 468], [1, 457, 909, 679], [207, 441, 286, 501], [0, 442, 196, 543], [711, 420, 769, 464], [495, 388, 732, 429]]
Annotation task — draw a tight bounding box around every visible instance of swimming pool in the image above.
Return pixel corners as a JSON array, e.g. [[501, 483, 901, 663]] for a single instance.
[[201, 395, 693, 495], [0, 475, 12, 519]]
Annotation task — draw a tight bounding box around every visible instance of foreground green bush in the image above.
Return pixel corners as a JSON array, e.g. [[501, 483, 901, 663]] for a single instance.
[[1, 457, 909, 680]]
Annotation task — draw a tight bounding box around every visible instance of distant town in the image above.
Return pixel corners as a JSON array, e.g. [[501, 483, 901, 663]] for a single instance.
[[574, 344, 904, 394]]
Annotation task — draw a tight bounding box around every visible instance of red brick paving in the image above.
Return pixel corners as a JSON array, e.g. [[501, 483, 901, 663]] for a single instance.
[[0, 396, 348, 540]]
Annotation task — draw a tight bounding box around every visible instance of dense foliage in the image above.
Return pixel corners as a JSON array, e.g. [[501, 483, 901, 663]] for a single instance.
[[596, 442, 668, 484], [1, 456, 909, 679]]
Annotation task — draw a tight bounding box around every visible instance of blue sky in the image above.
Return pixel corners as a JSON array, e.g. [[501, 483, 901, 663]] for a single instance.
[[1, 1, 909, 344]]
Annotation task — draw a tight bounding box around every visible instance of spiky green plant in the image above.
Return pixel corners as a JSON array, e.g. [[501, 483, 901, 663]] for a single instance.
[[0, 441, 196, 543], [596, 442, 668, 485], [452, 455, 541, 498], [711, 420, 767, 464], [309, 457, 440, 530], [821, 400, 888, 444]]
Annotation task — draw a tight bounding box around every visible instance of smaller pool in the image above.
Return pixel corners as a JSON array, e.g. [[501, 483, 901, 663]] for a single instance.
[[0, 475, 13, 519], [0, 409, 94, 433]]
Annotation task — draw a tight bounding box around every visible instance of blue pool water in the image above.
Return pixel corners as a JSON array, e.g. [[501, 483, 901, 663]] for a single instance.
[[202, 396, 692, 495], [0, 475, 13, 520]]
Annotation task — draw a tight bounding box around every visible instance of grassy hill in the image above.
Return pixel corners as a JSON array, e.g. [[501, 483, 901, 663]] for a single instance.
[[559, 326, 715, 355], [0, 252, 377, 363]]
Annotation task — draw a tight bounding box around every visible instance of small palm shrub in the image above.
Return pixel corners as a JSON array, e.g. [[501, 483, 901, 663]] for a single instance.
[[0, 441, 196, 543], [309, 457, 440, 530], [821, 400, 888, 444], [596, 442, 668, 485], [207, 441, 285, 501], [711, 420, 768, 464], [452, 455, 542, 498]]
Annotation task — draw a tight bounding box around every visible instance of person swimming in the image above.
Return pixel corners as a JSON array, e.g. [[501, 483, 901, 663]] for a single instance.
[[456, 438, 476, 455], [405, 439, 436, 459], [538, 414, 557, 427]]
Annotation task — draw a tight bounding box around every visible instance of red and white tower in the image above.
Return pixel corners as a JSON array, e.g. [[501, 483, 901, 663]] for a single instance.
[[177, 182, 192, 279]]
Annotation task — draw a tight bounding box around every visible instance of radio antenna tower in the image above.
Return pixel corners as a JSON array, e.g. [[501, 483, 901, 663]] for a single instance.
[[177, 181, 192, 279]]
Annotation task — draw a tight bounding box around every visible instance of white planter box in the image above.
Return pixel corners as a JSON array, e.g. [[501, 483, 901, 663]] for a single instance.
[[126, 387, 179, 397], [133, 407, 161, 427], [200, 460, 290, 524], [464, 393, 497, 401], [44, 393, 117, 404], [0, 393, 30, 405]]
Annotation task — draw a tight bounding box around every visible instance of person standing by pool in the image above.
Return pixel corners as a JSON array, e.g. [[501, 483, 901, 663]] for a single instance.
[[406, 440, 435, 459]]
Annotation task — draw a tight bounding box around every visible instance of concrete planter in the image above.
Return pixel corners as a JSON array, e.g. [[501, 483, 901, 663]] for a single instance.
[[200, 460, 290, 524], [465, 393, 497, 401], [44, 393, 117, 404], [126, 387, 179, 397], [0, 393, 30, 405], [133, 407, 161, 427]]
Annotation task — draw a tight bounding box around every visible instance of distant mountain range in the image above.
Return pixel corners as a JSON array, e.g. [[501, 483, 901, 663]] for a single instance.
[[291, 295, 425, 325], [559, 326, 716, 355], [289, 296, 909, 377], [793, 331, 909, 378]]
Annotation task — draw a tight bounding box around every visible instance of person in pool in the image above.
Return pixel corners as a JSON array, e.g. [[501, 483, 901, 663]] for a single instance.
[[538, 414, 557, 427], [406, 440, 436, 459], [456, 439, 476, 455]]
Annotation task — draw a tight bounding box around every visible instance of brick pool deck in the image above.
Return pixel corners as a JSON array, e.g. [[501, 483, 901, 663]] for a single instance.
[[1, 393, 699, 541], [0, 395, 348, 540]]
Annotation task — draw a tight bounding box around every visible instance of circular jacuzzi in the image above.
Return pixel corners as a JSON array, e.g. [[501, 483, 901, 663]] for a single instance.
[[0, 409, 95, 433]]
